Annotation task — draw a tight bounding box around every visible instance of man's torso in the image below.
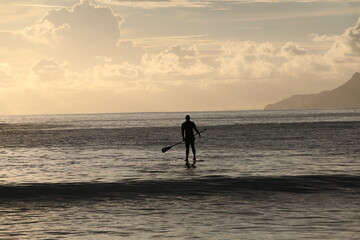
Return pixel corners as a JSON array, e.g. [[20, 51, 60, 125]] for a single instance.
[[182, 121, 196, 140]]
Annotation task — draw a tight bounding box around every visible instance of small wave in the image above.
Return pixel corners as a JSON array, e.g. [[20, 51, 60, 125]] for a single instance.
[[1, 175, 359, 199]]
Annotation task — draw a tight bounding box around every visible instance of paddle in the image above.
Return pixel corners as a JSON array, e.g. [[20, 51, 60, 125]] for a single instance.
[[161, 129, 206, 153]]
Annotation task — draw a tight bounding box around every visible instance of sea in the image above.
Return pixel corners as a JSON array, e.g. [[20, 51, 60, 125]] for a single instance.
[[0, 109, 359, 240]]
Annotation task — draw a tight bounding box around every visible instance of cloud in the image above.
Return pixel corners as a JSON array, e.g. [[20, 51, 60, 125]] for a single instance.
[[279, 54, 333, 80], [238, 26, 263, 30], [280, 42, 308, 57], [327, 17, 360, 59], [0, 30, 38, 50], [31, 58, 68, 82], [141, 45, 213, 77], [21, 20, 70, 44], [291, 18, 360, 79], [221, 41, 275, 56], [0, 63, 15, 77], [13, 0, 143, 69], [311, 33, 337, 42], [93, 61, 140, 79], [2, 0, 360, 114], [96, 0, 360, 9], [96, 0, 212, 9], [129, 34, 210, 52], [214, 16, 360, 86], [217, 41, 276, 79], [0, 62, 22, 91], [0, 63, 17, 83], [215, 39, 346, 88], [8, 0, 358, 90], [116, 40, 144, 64], [43, 0, 123, 45]]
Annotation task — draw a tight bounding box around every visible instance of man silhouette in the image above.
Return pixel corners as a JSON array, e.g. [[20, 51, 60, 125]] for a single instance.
[[181, 115, 201, 167]]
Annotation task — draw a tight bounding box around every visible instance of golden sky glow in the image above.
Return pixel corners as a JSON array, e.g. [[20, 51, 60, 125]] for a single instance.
[[1, 0, 360, 115]]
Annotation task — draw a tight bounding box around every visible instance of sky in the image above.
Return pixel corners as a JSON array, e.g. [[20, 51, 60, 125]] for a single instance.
[[1, 0, 360, 115]]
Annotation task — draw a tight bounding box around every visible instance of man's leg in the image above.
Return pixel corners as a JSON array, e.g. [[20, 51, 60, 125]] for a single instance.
[[185, 141, 190, 166], [191, 141, 196, 165]]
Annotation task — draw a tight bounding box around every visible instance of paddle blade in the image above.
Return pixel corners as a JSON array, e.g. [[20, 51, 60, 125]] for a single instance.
[[161, 146, 172, 153]]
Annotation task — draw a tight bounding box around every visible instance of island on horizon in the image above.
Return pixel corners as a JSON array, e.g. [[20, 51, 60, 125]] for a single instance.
[[264, 72, 360, 110]]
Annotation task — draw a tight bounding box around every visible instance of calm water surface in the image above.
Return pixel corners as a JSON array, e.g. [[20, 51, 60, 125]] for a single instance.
[[0, 109, 359, 239]]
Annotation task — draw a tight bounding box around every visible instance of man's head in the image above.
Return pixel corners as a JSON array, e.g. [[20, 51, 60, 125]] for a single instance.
[[185, 115, 190, 121]]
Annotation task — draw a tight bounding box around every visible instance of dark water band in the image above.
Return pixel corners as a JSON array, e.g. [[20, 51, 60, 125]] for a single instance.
[[1, 174, 359, 199]]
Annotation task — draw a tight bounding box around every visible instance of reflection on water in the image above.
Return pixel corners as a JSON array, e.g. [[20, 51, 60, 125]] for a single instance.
[[1, 192, 359, 240], [0, 109, 360, 239]]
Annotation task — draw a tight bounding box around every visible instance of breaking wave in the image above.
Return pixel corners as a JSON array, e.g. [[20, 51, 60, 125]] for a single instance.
[[1, 174, 359, 200]]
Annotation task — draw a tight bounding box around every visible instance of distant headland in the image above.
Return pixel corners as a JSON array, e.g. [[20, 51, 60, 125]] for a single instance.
[[264, 72, 360, 110]]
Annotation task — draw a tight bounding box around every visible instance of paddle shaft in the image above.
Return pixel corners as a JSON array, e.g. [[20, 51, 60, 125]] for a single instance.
[[165, 129, 206, 149]]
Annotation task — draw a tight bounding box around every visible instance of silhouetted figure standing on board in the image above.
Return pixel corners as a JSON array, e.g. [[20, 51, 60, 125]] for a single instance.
[[182, 115, 201, 167]]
